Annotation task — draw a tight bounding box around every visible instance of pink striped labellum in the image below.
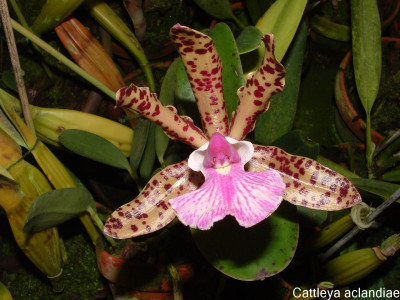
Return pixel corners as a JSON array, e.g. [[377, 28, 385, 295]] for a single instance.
[[104, 24, 361, 239]]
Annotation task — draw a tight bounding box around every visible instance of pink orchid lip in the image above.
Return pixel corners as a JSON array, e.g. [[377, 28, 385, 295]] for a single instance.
[[169, 132, 286, 230]]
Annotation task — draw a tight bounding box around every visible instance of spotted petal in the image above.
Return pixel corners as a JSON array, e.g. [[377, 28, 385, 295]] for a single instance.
[[170, 24, 229, 138], [116, 85, 208, 148], [248, 145, 362, 210], [229, 35, 285, 141], [104, 160, 204, 238], [169, 163, 285, 230]]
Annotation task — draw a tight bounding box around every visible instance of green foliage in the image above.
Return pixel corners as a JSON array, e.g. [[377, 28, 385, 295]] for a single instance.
[[192, 203, 298, 280], [23, 187, 93, 233], [210, 23, 245, 118], [236, 26, 263, 54], [59, 129, 131, 172], [255, 21, 307, 145], [156, 60, 178, 166]]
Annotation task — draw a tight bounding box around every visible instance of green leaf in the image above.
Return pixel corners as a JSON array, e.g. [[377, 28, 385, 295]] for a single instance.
[[296, 206, 328, 227], [244, 0, 272, 25], [23, 187, 93, 233], [255, 0, 307, 62], [193, 0, 234, 21], [156, 60, 178, 166], [139, 122, 156, 183], [350, 0, 381, 115], [1, 69, 22, 92], [191, 202, 298, 280], [236, 26, 263, 54], [351, 0, 381, 167], [350, 178, 400, 200], [130, 118, 150, 178], [270, 130, 320, 159], [175, 58, 201, 125], [59, 129, 131, 172], [210, 23, 245, 118], [255, 21, 307, 145]]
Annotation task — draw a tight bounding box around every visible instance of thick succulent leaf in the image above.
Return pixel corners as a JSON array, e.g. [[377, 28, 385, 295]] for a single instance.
[[229, 34, 285, 141], [59, 129, 131, 172], [210, 23, 245, 119], [191, 202, 298, 280], [104, 160, 204, 238], [170, 24, 229, 138], [248, 145, 362, 210], [254, 21, 307, 145], [139, 122, 156, 183], [351, 0, 381, 115], [23, 187, 93, 233], [255, 0, 307, 62], [156, 60, 178, 165], [116, 85, 208, 148], [236, 26, 263, 55], [130, 118, 150, 184]]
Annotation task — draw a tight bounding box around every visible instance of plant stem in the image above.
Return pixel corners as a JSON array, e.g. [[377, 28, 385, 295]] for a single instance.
[[87, 206, 116, 247], [9, 18, 116, 100], [319, 187, 400, 262], [0, 0, 35, 134], [365, 114, 374, 178]]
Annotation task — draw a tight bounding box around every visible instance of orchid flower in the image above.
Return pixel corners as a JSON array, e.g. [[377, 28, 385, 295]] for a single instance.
[[104, 24, 361, 238]]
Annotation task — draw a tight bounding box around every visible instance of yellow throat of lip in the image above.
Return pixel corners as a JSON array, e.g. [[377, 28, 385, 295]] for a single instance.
[[216, 164, 231, 175]]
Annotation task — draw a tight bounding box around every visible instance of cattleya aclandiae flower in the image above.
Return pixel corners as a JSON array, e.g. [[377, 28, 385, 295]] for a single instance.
[[104, 24, 361, 238]]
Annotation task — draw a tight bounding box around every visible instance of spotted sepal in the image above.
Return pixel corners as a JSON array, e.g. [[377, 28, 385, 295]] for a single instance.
[[170, 24, 229, 138], [104, 160, 204, 238], [229, 34, 285, 141], [247, 145, 362, 210], [116, 85, 208, 148]]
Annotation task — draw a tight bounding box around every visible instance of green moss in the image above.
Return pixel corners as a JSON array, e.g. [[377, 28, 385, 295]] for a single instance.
[[1, 220, 106, 300]]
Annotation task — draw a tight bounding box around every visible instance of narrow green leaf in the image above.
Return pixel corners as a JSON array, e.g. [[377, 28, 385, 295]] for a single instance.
[[192, 202, 298, 280], [59, 129, 131, 172], [193, 0, 234, 21], [351, 0, 382, 115], [236, 26, 263, 55], [255, 0, 307, 62], [23, 187, 93, 233], [130, 118, 150, 177], [210, 23, 245, 118], [139, 122, 156, 183], [156, 60, 178, 165], [254, 21, 307, 145]]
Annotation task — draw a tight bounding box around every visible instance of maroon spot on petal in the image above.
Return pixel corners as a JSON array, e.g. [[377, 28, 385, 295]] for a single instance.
[[164, 184, 172, 190], [195, 49, 207, 55], [254, 100, 262, 105], [131, 225, 138, 232]]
